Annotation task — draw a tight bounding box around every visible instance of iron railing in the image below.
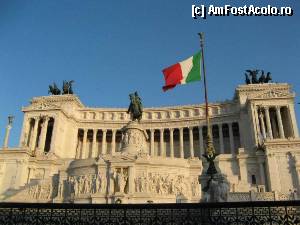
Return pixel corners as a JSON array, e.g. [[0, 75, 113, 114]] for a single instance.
[[0, 201, 299, 225]]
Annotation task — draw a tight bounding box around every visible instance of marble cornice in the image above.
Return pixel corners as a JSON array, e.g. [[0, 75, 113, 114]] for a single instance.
[[264, 139, 300, 150]]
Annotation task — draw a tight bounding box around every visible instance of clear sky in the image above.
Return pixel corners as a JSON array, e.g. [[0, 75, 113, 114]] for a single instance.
[[0, 0, 299, 147]]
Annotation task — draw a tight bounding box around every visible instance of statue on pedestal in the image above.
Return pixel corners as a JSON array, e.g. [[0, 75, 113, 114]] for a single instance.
[[127, 92, 143, 121]]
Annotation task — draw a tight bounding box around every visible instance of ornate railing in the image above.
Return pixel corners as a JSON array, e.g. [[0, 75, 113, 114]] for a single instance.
[[0, 201, 299, 225]]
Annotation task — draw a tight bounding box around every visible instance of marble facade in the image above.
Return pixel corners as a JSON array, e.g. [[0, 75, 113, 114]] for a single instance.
[[0, 83, 299, 203]]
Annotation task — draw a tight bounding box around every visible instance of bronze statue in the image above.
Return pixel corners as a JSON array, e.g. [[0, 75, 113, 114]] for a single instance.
[[245, 73, 251, 84], [203, 152, 219, 176], [48, 82, 61, 95], [265, 72, 272, 83], [127, 91, 143, 121], [62, 80, 74, 94], [258, 70, 266, 83], [245, 70, 272, 84]]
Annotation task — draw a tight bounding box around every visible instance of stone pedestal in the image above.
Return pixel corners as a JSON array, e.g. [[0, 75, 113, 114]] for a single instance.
[[121, 121, 149, 156]]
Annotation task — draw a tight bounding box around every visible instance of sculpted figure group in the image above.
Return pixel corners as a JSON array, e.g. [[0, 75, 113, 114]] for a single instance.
[[135, 173, 200, 197], [27, 182, 53, 200], [48, 80, 74, 95], [66, 173, 107, 197], [245, 70, 272, 85]]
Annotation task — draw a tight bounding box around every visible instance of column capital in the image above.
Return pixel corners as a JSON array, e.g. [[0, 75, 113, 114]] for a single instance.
[[275, 105, 282, 110], [159, 128, 164, 132], [188, 126, 194, 131], [150, 129, 155, 133], [169, 128, 174, 132], [102, 129, 107, 133]]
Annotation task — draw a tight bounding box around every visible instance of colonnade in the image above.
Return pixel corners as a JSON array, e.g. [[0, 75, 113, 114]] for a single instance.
[[22, 116, 55, 154], [256, 106, 294, 140], [76, 122, 241, 159]]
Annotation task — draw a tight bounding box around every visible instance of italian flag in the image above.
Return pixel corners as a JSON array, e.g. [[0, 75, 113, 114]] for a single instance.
[[162, 51, 202, 91]]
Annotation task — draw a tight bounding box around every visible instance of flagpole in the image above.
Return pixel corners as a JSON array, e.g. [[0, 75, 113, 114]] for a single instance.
[[198, 32, 215, 157]]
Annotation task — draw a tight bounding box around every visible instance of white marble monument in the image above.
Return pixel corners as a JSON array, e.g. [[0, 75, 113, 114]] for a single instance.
[[0, 83, 299, 203]]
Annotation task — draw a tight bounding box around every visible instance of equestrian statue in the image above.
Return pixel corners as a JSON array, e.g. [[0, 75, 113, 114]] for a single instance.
[[127, 91, 143, 121]]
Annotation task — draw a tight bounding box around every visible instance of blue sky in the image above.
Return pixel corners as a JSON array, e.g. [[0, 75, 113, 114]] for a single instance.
[[0, 0, 299, 147]]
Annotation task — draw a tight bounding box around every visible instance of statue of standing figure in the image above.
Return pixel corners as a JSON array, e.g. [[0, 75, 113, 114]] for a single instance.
[[113, 168, 128, 193], [127, 91, 143, 121]]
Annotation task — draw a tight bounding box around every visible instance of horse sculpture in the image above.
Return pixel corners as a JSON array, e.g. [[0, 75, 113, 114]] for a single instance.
[[48, 82, 61, 95], [127, 91, 143, 121], [62, 80, 74, 94], [245, 70, 272, 84]]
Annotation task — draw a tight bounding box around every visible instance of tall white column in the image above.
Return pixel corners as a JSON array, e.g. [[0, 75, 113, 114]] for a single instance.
[[150, 129, 155, 156], [218, 124, 224, 154], [38, 117, 50, 152], [102, 130, 107, 155], [81, 129, 88, 159], [159, 129, 165, 157], [49, 117, 57, 154], [228, 123, 235, 155], [19, 117, 29, 147], [287, 104, 299, 138], [169, 128, 174, 158], [276, 106, 285, 139], [199, 126, 203, 158], [189, 127, 194, 158], [259, 111, 267, 139], [111, 130, 116, 155], [3, 116, 13, 149], [264, 107, 273, 139], [30, 117, 40, 152], [179, 128, 184, 158], [92, 129, 98, 158]]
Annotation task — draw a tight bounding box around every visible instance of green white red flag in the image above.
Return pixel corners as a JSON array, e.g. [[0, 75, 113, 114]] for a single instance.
[[162, 51, 202, 91]]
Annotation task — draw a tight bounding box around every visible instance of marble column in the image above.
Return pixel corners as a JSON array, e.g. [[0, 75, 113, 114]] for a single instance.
[[179, 128, 184, 158], [259, 111, 266, 139], [81, 129, 88, 159], [102, 130, 107, 155], [30, 117, 40, 151], [199, 126, 203, 158], [111, 130, 116, 155], [228, 123, 235, 155], [19, 117, 29, 147], [276, 106, 285, 139], [169, 128, 174, 158], [38, 117, 50, 152], [258, 159, 266, 185], [189, 127, 194, 158], [3, 124, 12, 149], [264, 107, 273, 139], [150, 129, 155, 156], [218, 124, 224, 154], [92, 129, 98, 158], [159, 129, 165, 157], [287, 104, 299, 138]]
